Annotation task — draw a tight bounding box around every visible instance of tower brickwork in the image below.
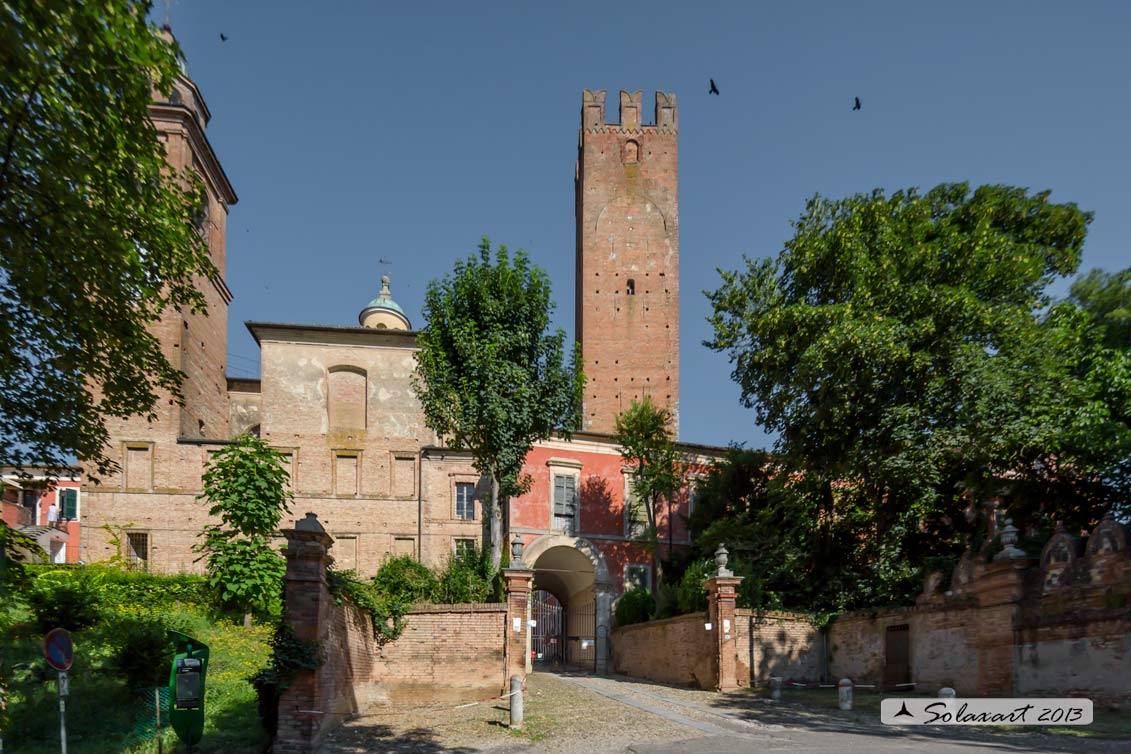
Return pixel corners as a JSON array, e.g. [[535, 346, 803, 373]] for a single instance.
[[575, 89, 679, 435]]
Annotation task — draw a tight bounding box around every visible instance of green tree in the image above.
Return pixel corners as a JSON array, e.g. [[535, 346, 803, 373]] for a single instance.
[[706, 184, 1127, 596], [614, 396, 688, 609], [194, 434, 291, 615], [1069, 267, 1131, 351], [413, 238, 585, 568], [0, 1, 216, 477]]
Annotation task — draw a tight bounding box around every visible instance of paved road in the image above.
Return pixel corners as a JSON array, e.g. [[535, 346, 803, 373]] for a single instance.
[[557, 675, 1127, 754], [322, 672, 1128, 754]]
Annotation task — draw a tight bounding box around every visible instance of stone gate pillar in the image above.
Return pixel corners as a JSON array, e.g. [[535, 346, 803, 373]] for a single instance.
[[706, 544, 743, 692], [503, 536, 534, 688], [275, 513, 335, 754]]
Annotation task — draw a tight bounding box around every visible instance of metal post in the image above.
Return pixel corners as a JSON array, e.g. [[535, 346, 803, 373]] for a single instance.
[[770, 676, 782, 702], [837, 678, 853, 711], [58, 671, 67, 754], [509, 674, 524, 730]]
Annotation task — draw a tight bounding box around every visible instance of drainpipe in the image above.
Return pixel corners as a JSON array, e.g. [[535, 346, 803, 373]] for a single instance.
[[418, 448, 427, 563]]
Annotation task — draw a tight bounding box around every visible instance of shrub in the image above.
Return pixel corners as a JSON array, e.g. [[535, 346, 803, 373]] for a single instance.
[[371, 556, 438, 604], [436, 546, 494, 604], [674, 558, 712, 615], [25, 569, 104, 632], [113, 614, 175, 687], [615, 587, 653, 627]]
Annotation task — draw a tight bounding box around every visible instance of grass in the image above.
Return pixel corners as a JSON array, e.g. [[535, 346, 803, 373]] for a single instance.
[[748, 686, 1131, 740], [3, 572, 271, 754]]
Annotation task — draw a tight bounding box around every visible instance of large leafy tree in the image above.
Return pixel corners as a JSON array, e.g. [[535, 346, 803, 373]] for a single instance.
[[414, 238, 584, 568], [613, 396, 687, 609], [194, 434, 291, 616], [0, 1, 215, 476], [707, 184, 1128, 592], [1069, 267, 1131, 351]]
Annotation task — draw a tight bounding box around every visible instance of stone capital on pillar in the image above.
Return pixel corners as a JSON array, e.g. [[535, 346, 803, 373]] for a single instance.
[[706, 575, 744, 692]]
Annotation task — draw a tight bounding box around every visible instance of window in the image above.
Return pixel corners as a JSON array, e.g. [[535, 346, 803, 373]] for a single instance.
[[334, 535, 358, 572], [276, 450, 296, 492], [125, 444, 153, 490], [392, 454, 415, 497], [334, 452, 359, 496], [552, 474, 578, 534], [393, 537, 416, 558], [60, 489, 78, 521], [455, 482, 475, 520], [626, 278, 635, 295], [454, 538, 477, 557], [624, 473, 647, 539], [327, 366, 367, 431], [624, 564, 651, 593], [127, 532, 150, 571]]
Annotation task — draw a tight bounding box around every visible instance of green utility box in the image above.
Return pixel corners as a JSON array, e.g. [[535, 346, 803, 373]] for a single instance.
[[167, 630, 209, 748]]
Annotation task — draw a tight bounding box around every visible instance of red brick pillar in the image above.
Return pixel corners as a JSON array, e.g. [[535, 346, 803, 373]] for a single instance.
[[706, 545, 743, 692], [503, 567, 534, 687], [275, 513, 335, 754], [969, 558, 1031, 697]]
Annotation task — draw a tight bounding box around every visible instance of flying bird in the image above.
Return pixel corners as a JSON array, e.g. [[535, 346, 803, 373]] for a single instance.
[[852, 97, 861, 111], [379, 258, 392, 265], [709, 79, 720, 96], [220, 33, 228, 42]]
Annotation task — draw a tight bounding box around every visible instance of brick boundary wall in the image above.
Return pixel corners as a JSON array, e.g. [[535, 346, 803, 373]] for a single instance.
[[371, 602, 507, 704], [828, 513, 1131, 703], [736, 610, 823, 688], [611, 612, 715, 688], [274, 514, 527, 754]]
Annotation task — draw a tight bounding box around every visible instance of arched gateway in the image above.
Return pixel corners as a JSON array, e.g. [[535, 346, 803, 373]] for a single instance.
[[522, 534, 614, 673]]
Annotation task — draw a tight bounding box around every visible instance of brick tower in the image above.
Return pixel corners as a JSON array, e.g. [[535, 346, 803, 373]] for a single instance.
[[575, 89, 679, 435]]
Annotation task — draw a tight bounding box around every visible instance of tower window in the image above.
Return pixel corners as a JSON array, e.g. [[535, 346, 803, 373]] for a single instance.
[[626, 279, 635, 295]]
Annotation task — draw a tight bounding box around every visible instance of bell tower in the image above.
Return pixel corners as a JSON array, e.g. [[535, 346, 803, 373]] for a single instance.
[[575, 89, 679, 435]]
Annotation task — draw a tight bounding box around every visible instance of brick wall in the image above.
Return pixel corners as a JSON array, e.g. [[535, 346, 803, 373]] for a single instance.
[[828, 513, 1131, 702], [738, 610, 823, 687], [371, 603, 507, 704], [611, 612, 716, 688]]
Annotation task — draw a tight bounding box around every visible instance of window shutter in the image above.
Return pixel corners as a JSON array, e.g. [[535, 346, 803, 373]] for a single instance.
[[565, 476, 578, 513], [61, 489, 77, 520]]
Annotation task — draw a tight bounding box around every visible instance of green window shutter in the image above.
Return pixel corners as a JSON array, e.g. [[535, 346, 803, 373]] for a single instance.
[[61, 489, 77, 520]]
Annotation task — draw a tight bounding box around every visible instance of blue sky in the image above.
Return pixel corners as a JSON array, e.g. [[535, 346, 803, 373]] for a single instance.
[[166, 0, 1131, 450]]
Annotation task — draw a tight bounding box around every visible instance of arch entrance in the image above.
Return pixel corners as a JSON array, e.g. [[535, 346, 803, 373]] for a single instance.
[[525, 535, 613, 674]]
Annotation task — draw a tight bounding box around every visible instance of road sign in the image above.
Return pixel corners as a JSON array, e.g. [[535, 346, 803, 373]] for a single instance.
[[57, 670, 69, 697], [44, 628, 73, 671]]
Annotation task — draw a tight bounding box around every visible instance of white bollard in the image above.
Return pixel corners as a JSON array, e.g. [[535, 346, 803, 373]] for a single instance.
[[771, 677, 782, 702], [938, 687, 956, 699], [838, 678, 853, 710], [509, 674, 524, 730]]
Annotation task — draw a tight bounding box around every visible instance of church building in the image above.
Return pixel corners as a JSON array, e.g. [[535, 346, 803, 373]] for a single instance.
[[79, 45, 723, 672]]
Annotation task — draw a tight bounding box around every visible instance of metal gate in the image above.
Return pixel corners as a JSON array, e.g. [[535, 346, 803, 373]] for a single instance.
[[565, 597, 596, 672], [531, 590, 563, 667]]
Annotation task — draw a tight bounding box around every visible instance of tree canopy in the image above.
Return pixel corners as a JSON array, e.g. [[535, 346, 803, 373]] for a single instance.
[[194, 434, 291, 615], [0, 0, 215, 477], [705, 184, 1130, 608], [413, 237, 584, 567]]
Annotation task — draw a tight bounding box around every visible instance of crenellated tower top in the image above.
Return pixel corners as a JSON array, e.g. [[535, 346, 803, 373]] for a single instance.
[[580, 89, 678, 132]]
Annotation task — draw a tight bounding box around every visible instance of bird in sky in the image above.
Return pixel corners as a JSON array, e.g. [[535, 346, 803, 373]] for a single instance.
[[220, 33, 228, 42], [853, 97, 861, 111], [379, 258, 392, 265], [709, 79, 720, 96]]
